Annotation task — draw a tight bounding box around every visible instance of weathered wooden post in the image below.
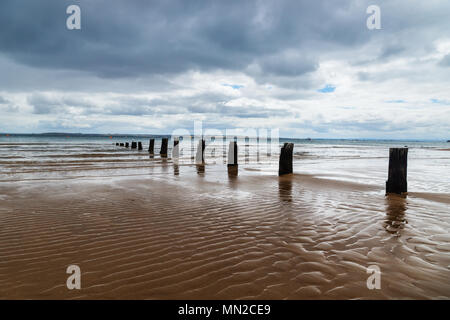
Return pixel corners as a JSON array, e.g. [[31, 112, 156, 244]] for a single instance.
[[120, 143, 124, 147], [173, 138, 179, 159], [148, 139, 155, 154], [116, 143, 119, 146], [160, 138, 168, 157], [195, 139, 205, 164], [278, 143, 294, 176], [227, 141, 238, 175], [131, 141, 137, 149], [138, 142, 143, 150], [125, 142, 129, 148], [386, 148, 408, 194]]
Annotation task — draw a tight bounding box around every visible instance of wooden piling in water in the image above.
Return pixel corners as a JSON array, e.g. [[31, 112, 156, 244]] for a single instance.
[[116, 143, 119, 146], [227, 141, 238, 175], [195, 139, 205, 164], [148, 139, 155, 154], [120, 143, 124, 147], [131, 141, 137, 149], [138, 142, 143, 150], [160, 138, 168, 157], [278, 143, 294, 176], [386, 148, 408, 194], [173, 138, 180, 158], [227, 141, 238, 166], [125, 142, 129, 148]]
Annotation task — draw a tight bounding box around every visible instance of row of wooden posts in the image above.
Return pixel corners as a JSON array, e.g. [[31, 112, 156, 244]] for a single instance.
[[116, 139, 408, 195]]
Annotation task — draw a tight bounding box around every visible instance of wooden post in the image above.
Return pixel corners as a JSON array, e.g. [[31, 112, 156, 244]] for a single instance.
[[227, 141, 238, 175], [160, 138, 168, 157], [116, 143, 119, 146], [138, 142, 143, 150], [148, 139, 155, 154], [120, 143, 124, 147], [125, 142, 129, 148], [195, 139, 205, 164], [227, 141, 238, 166], [386, 148, 408, 194], [173, 138, 179, 159], [278, 143, 294, 176], [131, 141, 137, 149]]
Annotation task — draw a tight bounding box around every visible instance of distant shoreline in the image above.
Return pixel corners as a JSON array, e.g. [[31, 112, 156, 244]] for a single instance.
[[0, 133, 447, 142]]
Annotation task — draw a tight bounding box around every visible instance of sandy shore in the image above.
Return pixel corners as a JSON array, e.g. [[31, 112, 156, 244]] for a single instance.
[[1, 163, 449, 299]]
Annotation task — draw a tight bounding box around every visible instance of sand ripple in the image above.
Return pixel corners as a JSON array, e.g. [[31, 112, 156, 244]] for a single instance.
[[0, 142, 449, 299]]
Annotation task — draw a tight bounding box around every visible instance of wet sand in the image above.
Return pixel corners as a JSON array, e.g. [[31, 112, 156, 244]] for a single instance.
[[0, 142, 449, 299]]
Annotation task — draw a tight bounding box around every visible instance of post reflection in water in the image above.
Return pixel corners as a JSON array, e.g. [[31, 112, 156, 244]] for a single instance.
[[196, 164, 205, 176], [227, 170, 238, 190], [173, 164, 179, 176], [227, 165, 238, 178], [384, 194, 408, 236], [278, 176, 293, 202], [161, 158, 168, 173]]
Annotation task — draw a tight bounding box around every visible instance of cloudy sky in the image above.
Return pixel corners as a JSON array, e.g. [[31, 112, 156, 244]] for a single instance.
[[0, 0, 449, 138]]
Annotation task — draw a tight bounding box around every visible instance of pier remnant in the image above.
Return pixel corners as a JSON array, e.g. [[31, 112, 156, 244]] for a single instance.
[[131, 141, 137, 149], [278, 143, 294, 176], [120, 143, 124, 147], [195, 139, 205, 164], [116, 143, 119, 146], [125, 142, 129, 148], [227, 141, 238, 175], [160, 138, 168, 157], [227, 141, 238, 166], [386, 148, 408, 194], [138, 142, 143, 150], [173, 138, 180, 159], [148, 139, 155, 154]]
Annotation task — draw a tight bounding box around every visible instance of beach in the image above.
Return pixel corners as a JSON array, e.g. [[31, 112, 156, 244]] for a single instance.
[[0, 137, 449, 299]]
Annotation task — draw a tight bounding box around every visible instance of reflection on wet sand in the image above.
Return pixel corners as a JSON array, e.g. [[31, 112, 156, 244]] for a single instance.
[[161, 158, 169, 173], [0, 141, 449, 300], [278, 176, 293, 202], [173, 164, 179, 176], [384, 194, 408, 236], [196, 164, 205, 175], [227, 165, 238, 177]]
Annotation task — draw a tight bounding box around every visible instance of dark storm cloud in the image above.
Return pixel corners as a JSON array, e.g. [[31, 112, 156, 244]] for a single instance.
[[378, 44, 405, 60], [440, 54, 450, 67], [1, 0, 450, 81], [28, 93, 96, 114], [0, 96, 19, 113], [1, 0, 450, 138], [0, 0, 372, 79], [0, 96, 9, 104], [26, 91, 288, 119]]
